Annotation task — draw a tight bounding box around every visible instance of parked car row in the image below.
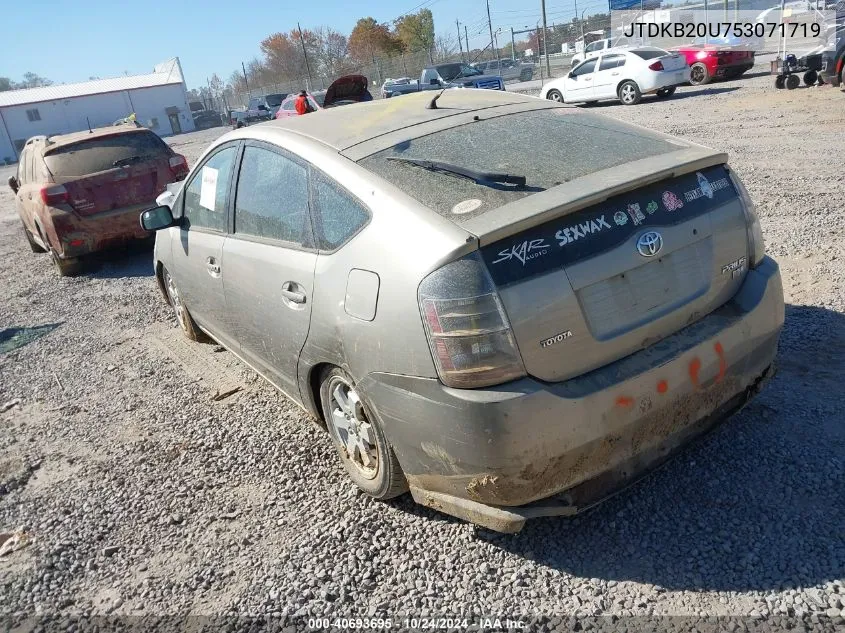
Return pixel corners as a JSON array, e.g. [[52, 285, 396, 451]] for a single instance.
[[10, 78, 784, 534]]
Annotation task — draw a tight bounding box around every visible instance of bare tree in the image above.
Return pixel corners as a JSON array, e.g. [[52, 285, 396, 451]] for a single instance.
[[433, 34, 459, 62]]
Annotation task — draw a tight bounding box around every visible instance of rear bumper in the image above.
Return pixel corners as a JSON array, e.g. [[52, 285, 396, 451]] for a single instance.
[[360, 256, 784, 530], [643, 69, 691, 92], [50, 203, 154, 258]]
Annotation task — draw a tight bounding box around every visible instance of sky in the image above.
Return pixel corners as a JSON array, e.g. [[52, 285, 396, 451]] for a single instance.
[[2, 0, 611, 90]]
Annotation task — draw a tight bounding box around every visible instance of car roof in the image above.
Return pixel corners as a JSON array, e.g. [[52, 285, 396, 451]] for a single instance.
[[45, 125, 149, 149], [236, 90, 547, 156]]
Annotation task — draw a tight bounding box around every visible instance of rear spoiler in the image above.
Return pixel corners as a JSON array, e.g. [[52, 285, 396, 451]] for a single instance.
[[462, 145, 728, 246]]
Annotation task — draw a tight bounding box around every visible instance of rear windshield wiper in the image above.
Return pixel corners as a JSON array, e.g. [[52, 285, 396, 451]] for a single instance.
[[112, 154, 147, 167], [386, 157, 527, 188]]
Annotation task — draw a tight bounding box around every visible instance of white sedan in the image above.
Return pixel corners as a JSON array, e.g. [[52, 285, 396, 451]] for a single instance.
[[540, 47, 690, 106]]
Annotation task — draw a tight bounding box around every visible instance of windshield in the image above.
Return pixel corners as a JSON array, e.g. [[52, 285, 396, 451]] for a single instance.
[[437, 63, 483, 81], [357, 109, 680, 221]]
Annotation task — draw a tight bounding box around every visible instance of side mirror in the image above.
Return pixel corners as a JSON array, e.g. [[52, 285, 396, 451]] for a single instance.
[[568, 72, 575, 79], [8, 176, 19, 193], [140, 205, 177, 232], [430, 78, 441, 86]]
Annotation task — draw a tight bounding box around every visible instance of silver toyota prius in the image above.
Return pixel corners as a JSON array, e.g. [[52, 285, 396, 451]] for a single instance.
[[141, 90, 784, 532]]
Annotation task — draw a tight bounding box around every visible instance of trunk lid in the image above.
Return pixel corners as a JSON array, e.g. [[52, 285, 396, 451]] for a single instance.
[[43, 129, 173, 216], [658, 53, 687, 71], [478, 164, 749, 383], [59, 159, 169, 216]]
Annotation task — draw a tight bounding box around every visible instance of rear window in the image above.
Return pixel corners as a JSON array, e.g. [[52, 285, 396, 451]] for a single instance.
[[265, 93, 285, 107], [357, 109, 680, 221], [631, 48, 669, 60], [44, 131, 170, 177]]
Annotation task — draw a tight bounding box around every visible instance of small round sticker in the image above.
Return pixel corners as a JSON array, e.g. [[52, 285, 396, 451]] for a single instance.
[[452, 199, 483, 215]]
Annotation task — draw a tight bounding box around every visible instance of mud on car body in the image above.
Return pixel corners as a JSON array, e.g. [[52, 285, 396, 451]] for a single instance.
[[142, 90, 783, 532], [9, 125, 188, 276]]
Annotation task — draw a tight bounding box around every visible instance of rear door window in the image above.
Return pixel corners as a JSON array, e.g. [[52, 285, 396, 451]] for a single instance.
[[233, 145, 311, 246], [182, 145, 237, 232], [599, 55, 626, 71], [43, 131, 170, 177]]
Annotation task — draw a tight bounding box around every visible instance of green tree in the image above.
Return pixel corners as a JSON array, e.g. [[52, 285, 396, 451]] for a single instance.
[[0, 77, 12, 91], [394, 8, 436, 62], [349, 17, 402, 64]]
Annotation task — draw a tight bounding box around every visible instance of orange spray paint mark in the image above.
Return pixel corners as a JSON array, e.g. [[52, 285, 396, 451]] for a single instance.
[[689, 357, 702, 388], [657, 380, 669, 394], [714, 342, 727, 383], [615, 396, 635, 408]]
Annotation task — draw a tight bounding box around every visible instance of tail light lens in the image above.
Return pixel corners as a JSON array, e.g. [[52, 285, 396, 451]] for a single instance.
[[169, 154, 189, 180], [728, 169, 766, 267], [40, 185, 69, 206], [649, 61, 665, 71], [418, 253, 526, 389]]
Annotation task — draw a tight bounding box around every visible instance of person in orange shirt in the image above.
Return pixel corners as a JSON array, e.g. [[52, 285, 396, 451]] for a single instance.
[[294, 90, 315, 115]]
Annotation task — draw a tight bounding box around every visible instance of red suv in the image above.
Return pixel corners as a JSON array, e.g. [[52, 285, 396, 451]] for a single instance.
[[8, 125, 188, 276], [674, 45, 755, 85]]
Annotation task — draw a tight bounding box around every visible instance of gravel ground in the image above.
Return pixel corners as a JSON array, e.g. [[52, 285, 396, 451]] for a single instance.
[[0, 66, 843, 629]]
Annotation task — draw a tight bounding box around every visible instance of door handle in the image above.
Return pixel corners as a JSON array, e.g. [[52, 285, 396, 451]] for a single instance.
[[205, 256, 221, 275], [281, 281, 306, 305], [611, 72, 620, 75]]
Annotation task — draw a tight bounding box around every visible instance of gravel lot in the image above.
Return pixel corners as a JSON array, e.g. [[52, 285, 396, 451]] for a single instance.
[[1, 67, 843, 629]]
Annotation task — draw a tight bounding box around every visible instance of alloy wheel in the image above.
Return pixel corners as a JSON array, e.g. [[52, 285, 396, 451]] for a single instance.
[[621, 84, 636, 103], [328, 379, 379, 479], [164, 271, 188, 332]]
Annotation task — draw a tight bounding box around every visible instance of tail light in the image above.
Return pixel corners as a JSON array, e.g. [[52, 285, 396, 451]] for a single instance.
[[169, 154, 189, 180], [418, 252, 526, 389], [728, 169, 766, 267], [40, 185, 69, 206], [649, 61, 665, 71]]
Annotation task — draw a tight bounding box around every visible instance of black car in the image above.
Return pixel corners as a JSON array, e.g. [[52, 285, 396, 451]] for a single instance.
[[192, 110, 223, 130]]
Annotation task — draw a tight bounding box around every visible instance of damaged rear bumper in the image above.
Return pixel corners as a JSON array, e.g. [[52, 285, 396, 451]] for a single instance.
[[50, 203, 154, 258], [359, 257, 784, 532]]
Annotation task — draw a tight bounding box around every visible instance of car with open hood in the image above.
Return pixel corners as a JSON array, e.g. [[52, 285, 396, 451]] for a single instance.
[[275, 75, 372, 118], [140, 90, 783, 532]]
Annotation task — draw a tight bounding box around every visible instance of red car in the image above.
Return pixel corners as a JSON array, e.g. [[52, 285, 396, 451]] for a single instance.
[[673, 45, 755, 85], [275, 75, 372, 119], [8, 125, 188, 276]]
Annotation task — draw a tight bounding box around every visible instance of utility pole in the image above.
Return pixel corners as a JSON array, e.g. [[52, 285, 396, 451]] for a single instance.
[[297, 22, 313, 91], [465, 25, 470, 58], [541, 0, 551, 78], [486, 0, 496, 61], [241, 61, 250, 97], [511, 27, 516, 61], [457, 19, 465, 62]]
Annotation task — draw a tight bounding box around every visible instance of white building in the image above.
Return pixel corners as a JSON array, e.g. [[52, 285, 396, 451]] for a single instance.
[[0, 58, 195, 164]]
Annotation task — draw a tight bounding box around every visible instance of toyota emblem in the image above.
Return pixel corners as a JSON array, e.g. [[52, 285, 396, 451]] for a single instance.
[[636, 231, 663, 257]]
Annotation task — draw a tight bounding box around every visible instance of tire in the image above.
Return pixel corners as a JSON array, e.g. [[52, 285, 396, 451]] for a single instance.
[[546, 89, 564, 102], [23, 224, 46, 253], [803, 70, 818, 86], [786, 74, 800, 90], [617, 80, 642, 105], [775, 75, 786, 89], [689, 62, 711, 86], [162, 266, 209, 342], [320, 367, 407, 500], [656, 86, 676, 99], [50, 248, 82, 277]]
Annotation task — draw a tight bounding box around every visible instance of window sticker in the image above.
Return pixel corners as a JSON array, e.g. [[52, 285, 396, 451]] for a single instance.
[[199, 166, 219, 211]]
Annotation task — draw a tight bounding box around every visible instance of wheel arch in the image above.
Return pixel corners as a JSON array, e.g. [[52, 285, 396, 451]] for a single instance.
[[154, 260, 169, 303]]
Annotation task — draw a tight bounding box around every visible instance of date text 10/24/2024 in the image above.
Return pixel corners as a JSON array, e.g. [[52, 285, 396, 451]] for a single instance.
[[307, 617, 527, 630]]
